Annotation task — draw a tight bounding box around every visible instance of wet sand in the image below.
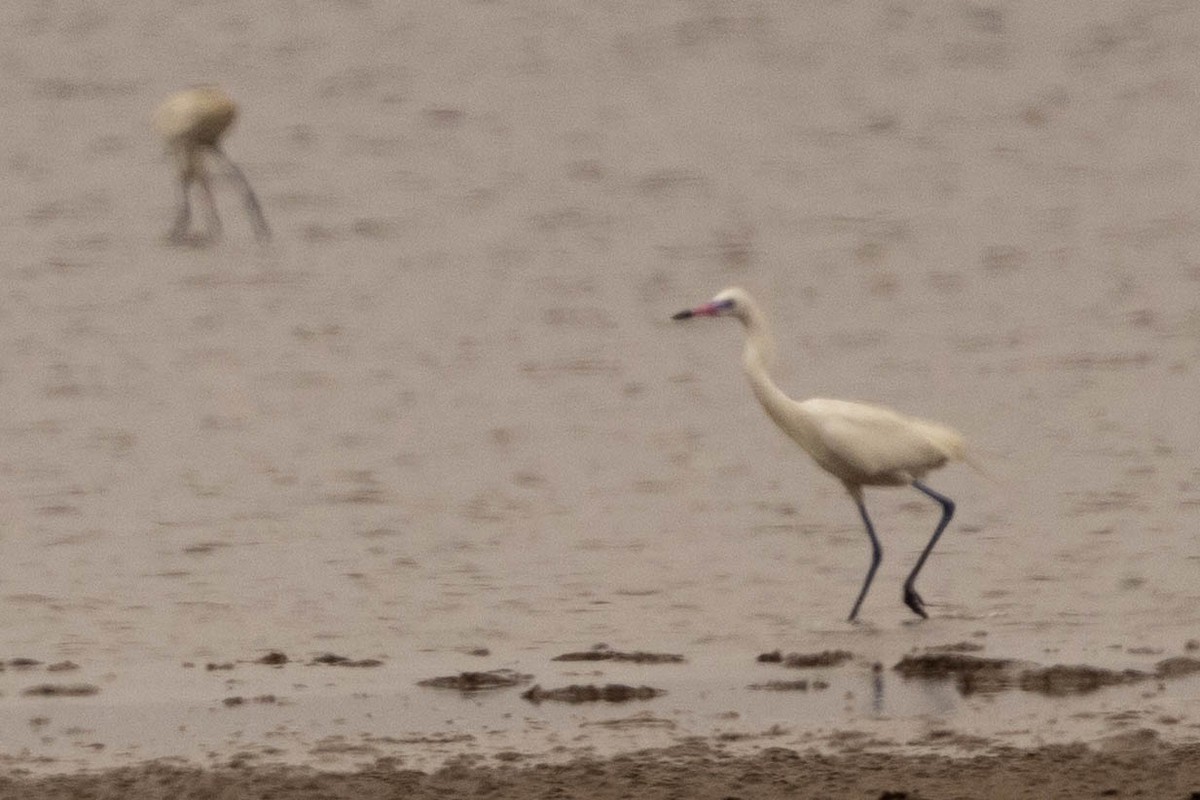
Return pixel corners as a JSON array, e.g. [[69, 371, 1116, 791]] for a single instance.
[[5, 741, 1200, 800], [5, 0, 1200, 796]]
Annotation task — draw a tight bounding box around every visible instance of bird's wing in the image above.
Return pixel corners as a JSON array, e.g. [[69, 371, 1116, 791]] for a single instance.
[[799, 398, 963, 481]]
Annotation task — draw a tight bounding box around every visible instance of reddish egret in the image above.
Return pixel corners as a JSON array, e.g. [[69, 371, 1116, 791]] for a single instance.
[[673, 287, 969, 621], [155, 86, 270, 243]]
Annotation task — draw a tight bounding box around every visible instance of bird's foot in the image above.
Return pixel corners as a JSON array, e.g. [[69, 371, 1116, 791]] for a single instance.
[[166, 229, 218, 248], [903, 587, 929, 619]]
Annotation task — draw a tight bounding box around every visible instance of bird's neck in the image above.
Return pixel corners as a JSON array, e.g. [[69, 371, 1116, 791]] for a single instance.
[[738, 309, 800, 435]]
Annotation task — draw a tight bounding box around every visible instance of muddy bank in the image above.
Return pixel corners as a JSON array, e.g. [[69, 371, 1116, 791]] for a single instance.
[[520, 683, 665, 704], [417, 670, 533, 692], [552, 645, 685, 664], [757, 649, 855, 668], [3, 741, 1200, 800], [895, 652, 1200, 696]]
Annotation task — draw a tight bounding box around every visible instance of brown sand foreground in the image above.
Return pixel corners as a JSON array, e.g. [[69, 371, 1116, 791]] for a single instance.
[[3, 742, 1200, 800]]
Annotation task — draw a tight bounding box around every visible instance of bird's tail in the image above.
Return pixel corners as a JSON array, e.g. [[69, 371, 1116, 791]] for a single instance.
[[917, 421, 1001, 484], [958, 446, 1004, 485]]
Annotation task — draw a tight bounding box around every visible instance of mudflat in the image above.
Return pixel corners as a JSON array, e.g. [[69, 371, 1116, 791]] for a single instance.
[[3, 1, 1200, 797]]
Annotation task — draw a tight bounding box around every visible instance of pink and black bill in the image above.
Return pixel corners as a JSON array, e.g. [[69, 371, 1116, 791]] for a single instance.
[[671, 298, 734, 320]]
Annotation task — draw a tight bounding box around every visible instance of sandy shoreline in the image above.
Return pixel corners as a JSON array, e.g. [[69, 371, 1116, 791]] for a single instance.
[[3, 740, 1200, 800], [4, 641, 1200, 792]]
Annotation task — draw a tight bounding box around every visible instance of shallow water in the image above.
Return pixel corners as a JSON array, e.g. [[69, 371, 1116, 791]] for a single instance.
[[3, 649, 1200, 773], [3, 0, 1200, 772]]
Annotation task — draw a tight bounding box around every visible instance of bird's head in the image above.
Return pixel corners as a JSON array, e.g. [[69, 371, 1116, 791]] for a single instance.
[[671, 287, 752, 322]]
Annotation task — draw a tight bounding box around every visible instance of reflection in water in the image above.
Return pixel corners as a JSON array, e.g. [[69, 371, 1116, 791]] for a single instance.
[[872, 663, 884, 715], [867, 667, 963, 721]]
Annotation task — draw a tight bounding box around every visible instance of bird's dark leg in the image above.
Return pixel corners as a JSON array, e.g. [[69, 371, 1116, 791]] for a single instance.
[[196, 169, 222, 240], [848, 496, 883, 623], [212, 146, 271, 241], [168, 175, 193, 243], [903, 481, 956, 619]]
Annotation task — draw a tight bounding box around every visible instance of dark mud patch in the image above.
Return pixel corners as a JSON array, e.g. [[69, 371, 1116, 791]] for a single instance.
[[4, 658, 44, 670], [895, 653, 1027, 695], [21, 683, 100, 697], [747, 679, 830, 692], [521, 684, 665, 704], [222, 695, 279, 708], [417, 670, 533, 692], [1021, 663, 1152, 696], [2, 658, 80, 674], [1154, 656, 1200, 678], [893, 653, 1195, 696], [552, 644, 684, 664], [204, 650, 365, 669], [894, 652, 1020, 677], [923, 641, 985, 654], [308, 653, 384, 668], [1018, 664, 1151, 697], [757, 649, 854, 668]]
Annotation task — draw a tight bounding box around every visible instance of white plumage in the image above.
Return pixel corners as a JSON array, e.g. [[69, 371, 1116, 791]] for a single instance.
[[673, 286, 969, 621], [155, 86, 270, 243]]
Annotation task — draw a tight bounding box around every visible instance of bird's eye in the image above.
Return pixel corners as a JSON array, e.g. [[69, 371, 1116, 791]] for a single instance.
[[716, 299, 736, 310]]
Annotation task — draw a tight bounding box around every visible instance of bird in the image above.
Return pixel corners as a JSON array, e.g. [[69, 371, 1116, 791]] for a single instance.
[[672, 286, 970, 622], [154, 85, 271, 243]]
